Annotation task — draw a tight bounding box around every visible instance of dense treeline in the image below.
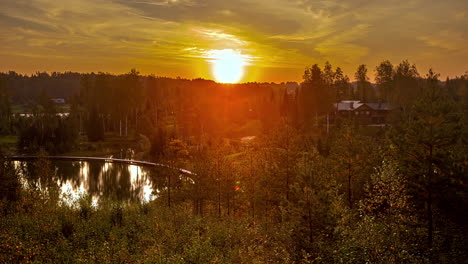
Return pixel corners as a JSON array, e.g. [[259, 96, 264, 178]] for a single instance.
[[15, 90, 79, 154], [76, 71, 292, 145], [0, 71, 82, 104], [1, 61, 466, 153], [0, 61, 467, 263]]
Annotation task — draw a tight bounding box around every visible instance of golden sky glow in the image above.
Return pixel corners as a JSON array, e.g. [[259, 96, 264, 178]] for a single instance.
[[0, 0, 467, 82]]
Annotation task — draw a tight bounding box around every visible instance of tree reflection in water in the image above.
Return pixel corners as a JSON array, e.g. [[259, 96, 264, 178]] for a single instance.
[[14, 160, 167, 205]]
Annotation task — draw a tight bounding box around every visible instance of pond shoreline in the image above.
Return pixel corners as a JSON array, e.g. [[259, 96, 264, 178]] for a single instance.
[[7, 155, 196, 175]]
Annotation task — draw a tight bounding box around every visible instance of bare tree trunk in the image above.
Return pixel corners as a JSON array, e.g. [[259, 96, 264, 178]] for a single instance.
[[200, 199, 203, 217], [428, 190, 433, 248], [428, 144, 434, 248], [308, 198, 313, 243], [315, 112, 318, 127], [348, 162, 352, 208], [217, 158, 221, 217], [227, 197, 230, 217], [167, 173, 171, 208], [250, 150, 255, 220], [135, 109, 138, 133], [285, 123, 290, 201]]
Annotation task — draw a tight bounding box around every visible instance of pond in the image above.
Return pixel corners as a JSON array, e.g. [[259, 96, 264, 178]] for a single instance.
[[13, 159, 176, 206]]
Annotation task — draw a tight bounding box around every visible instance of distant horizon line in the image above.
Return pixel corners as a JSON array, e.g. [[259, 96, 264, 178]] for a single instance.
[[0, 69, 304, 85], [1, 67, 466, 84]]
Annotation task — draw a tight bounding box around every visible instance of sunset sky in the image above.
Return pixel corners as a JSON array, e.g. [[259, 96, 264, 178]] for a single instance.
[[1, 0, 467, 82]]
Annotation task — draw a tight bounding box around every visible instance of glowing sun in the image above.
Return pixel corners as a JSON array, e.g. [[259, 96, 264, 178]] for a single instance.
[[209, 49, 246, 83]]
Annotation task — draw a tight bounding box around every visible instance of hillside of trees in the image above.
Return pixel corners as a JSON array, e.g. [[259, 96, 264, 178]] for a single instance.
[[2, 61, 466, 154], [0, 60, 467, 263]]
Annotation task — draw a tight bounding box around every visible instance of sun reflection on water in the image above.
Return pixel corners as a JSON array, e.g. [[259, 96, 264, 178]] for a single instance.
[[15, 160, 160, 206]]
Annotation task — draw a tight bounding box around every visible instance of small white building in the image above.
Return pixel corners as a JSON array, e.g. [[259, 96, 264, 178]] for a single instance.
[[51, 98, 66, 104]]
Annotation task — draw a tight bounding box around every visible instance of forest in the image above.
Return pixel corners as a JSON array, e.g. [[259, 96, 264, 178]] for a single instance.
[[0, 60, 467, 263]]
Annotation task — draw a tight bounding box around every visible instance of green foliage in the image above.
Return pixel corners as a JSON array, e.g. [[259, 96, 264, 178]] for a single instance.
[[330, 125, 381, 207], [0, 64, 466, 263], [16, 93, 79, 153], [0, 192, 299, 263], [333, 161, 428, 263], [388, 69, 467, 260]]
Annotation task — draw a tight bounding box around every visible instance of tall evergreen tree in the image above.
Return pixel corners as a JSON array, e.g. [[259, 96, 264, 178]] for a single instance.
[[393, 60, 421, 109], [375, 60, 394, 102], [0, 79, 11, 134], [334, 67, 351, 102], [354, 64, 375, 102], [300, 64, 333, 128], [390, 69, 465, 251]]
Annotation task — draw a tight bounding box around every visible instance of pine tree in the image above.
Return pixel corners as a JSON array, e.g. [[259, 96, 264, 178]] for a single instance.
[[300, 64, 333, 129], [390, 69, 464, 250], [375, 60, 394, 102], [354, 64, 375, 102]]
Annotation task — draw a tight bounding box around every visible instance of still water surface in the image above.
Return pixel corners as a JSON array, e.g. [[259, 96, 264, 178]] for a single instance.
[[14, 160, 170, 206]]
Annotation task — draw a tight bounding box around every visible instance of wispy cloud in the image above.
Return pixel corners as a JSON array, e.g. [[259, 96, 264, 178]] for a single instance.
[[0, 0, 466, 81]]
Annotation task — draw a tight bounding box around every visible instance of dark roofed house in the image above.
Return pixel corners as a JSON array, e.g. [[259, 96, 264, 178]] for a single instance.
[[334, 100, 394, 125]]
